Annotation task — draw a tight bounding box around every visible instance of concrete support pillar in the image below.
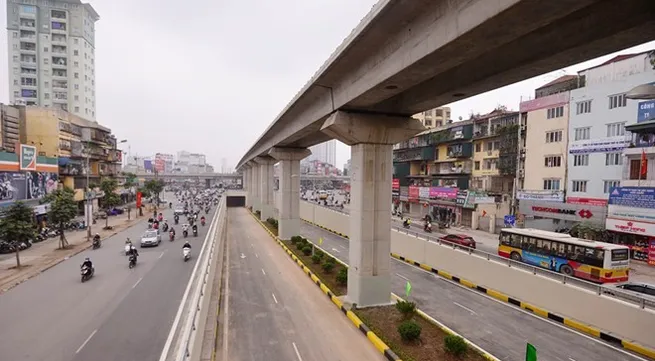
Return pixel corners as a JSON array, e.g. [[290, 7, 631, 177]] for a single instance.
[[321, 111, 424, 307], [269, 147, 311, 240], [255, 156, 275, 221], [244, 166, 252, 207], [248, 161, 261, 212]]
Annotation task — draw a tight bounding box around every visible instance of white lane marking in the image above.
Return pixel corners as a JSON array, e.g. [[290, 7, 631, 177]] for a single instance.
[[331, 248, 340, 253], [75, 329, 97, 354], [132, 277, 143, 289], [272, 293, 278, 304], [395, 273, 409, 281], [339, 245, 346, 249], [255, 253, 259, 258], [240, 253, 246, 259], [292, 342, 303, 361], [569, 358, 577, 361], [158, 251, 165, 259], [453, 302, 477, 315], [388, 257, 649, 361], [261, 268, 266, 276]]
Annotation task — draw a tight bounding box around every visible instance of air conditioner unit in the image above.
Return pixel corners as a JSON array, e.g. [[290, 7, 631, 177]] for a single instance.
[[520, 124, 527, 131], [518, 169, 525, 177]]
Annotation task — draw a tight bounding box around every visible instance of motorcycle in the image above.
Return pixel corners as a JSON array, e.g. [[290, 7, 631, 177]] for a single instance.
[[169, 231, 175, 242], [192, 228, 198, 237], [183, 230, 188, 238], [81, 266, 94, 282], [92, 237, 101, 249], [174, 216, 179, 225], [183, 247, 191, 262], [128, 254, 137, 269], [162, 223, 169, 232], [424, 223, 432, 233], [201, 219, 206, 226], [403, 222, 411, 229]]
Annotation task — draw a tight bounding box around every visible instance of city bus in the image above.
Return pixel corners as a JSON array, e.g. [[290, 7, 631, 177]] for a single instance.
[[498, 228, 630, 283]]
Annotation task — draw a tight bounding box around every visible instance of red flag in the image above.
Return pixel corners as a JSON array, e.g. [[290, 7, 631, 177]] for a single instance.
[[641, 149, 648, 177]]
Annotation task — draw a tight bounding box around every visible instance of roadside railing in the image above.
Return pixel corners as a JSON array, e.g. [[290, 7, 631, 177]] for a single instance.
[[391, 226, 655, 311]]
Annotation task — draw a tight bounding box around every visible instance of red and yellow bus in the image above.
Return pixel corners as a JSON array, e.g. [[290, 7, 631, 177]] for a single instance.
[[498, 228, 630, 283]]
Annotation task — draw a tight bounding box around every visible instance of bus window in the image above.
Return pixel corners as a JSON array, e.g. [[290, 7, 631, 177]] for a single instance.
[[555, 242, 567, 257], [536, 239, 552, 255], [510, 234, 521, 248], [500, 233, 510, 246]]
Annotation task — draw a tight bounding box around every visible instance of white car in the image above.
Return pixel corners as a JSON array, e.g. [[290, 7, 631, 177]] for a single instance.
[[174, 207, 186, 215], [140, 230, 161, 247]]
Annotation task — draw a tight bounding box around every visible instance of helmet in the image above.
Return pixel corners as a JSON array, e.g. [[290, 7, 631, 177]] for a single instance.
[[95, 233, 99, 236], [85, 257, 90, 262]]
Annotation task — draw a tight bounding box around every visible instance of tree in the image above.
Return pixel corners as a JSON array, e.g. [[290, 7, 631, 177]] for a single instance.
[[144, 179, 165, 212], [0, 201, 36, 267], [100, 178, 121, 229], [43, 187, 78, 249]]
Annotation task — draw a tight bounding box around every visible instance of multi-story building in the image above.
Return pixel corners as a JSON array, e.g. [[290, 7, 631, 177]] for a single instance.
[[6, 0, 99, 120], [19, 106, 122, 210], [307, 139, 337, 167], [412, 106, 451, 129], [567, 51, 655, 205], [0, 104, 21, 152]]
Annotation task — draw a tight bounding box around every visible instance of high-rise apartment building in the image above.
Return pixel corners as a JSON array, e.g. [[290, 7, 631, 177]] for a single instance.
[[412, 106, 451, 129], [308, 139, 337, 166], [6, 0, 99, 120]]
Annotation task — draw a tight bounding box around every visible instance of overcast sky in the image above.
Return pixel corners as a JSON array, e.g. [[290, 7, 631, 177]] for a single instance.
[[1, 1, 654, 171]]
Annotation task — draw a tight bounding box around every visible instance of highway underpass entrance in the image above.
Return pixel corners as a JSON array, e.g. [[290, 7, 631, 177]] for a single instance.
[[226, 195, 245, 207]]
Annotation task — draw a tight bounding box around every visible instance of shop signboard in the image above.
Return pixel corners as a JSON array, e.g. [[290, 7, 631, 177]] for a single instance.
[[649, 240, 655, 266], [474, 196, 496, 204], [518, 200, 606, 223], [456, 190, 475, 209], [606, 218, 655, 237], [392, 179, 400, 189], [429, 187, 457, 199], [637, 100, 655, 123], [19, 144, 37, 171], [607, 204, 655, 223], [418, 187, 430, 199], [408, 186, 419, 199], [399, 186, 409, 197], [569, 136, 630, 154], [517, 190, 564, 202], [566, 197, 607, 206], [608, 187, 655, 209]]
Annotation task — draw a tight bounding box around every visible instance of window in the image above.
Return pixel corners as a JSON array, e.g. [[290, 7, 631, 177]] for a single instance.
[[74, 61, 79, 67], [574, 127, 591, 141], [13, 44, 18, 49], [74, 84, 79, 89], [13, 32, 18, 38], [603, 180, 620, 194], [573, 154, 589, 166], [13, 55, 18, 62], [606, 122, 625, 137], [74, 95, 79, 100], [547, 106, 564, 119], [474, 161, 480, 170], [424, 119, 432, 127], [44, 58, 49, 64], [543, 179, 560, 190], [609, 94, 627, 109], [74, 72, 79, 79], [545, 130, 563, 143], [576, 100, 592, 114], [544, 156, 562, 167], [74, 106, 79, 112], [44, 81, 49, 88], [74, 50, 79, 56], [485, 142, 493, 151], [74, 38, 78, 44], [13, 91, 20, 98], [43, 47, 48, 52], [44, 93, 50, 99], [605, 152, 623, 166], [571, 180, 588, 193]]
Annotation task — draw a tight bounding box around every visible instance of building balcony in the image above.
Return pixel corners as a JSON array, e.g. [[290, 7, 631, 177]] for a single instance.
[[393, 146, 435, 163], [52, 72, 68, 79], [51, 11, 67, 21], [19, 47, 36, 55], [51, 37, 67, 46]]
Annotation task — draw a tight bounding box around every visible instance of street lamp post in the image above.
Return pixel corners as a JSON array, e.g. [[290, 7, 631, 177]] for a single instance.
[[85, 147, 92, 242]]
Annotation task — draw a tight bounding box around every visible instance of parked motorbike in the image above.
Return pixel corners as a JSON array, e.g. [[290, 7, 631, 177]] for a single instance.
[[183, 247, 191, 262], [128, 254, 137, 269], [81, 266, 94, 282]]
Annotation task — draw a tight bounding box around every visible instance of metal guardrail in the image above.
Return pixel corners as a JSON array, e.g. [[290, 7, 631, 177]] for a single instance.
[[305, 201, 655, 311], [176, 198, 226, 361], [391, 226, 655, 311]]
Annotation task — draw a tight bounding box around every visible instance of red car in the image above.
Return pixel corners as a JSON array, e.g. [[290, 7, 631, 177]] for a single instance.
[[438, 234, 476, 249]]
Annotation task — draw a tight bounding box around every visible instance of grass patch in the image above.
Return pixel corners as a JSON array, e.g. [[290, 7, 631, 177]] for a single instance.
[[282, 238, 347, 296], [354, 304, 487, 361]]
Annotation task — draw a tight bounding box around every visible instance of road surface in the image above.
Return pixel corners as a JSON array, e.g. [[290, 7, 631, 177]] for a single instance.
[[300, 222, 647, 361], [0, 198, 218, 361], [217, 207, 385, 361]]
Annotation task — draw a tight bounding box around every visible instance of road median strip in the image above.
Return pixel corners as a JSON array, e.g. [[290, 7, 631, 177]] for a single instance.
[[249, 210, 401, 361], [302, 218, 655, 360]]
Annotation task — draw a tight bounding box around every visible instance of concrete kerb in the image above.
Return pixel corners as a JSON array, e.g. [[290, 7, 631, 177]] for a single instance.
[[0, 218, 140, 295], [248, 211, 401, 361], [300, 233, 501, 361], [301, 219, 655, 361]]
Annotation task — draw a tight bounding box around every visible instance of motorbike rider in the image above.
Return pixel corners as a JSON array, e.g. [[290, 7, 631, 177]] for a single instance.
[[182, 240, 192, 250], [200, 215, 206, 224], [403, 218, 411, 228], [93, 233, 101, 244], [192, 223, 198, 234], [81, 257, 93, 272]]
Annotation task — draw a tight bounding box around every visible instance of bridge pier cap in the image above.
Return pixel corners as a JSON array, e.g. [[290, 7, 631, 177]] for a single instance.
[[321, 111, 424, 307]]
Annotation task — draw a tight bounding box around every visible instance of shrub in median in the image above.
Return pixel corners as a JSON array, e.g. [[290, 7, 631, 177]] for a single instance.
[[336, 268, 348, 285], [255, 210, 261, 217], [397, 320, 422, 342], [395, 300, 417, 318], [322, 260, 335, 273], [444, 334, 468, 356], [311, 254, 322, 264], [290, 235, 302, 244], [325, 256, 336, 265], [266, 217, 278, 228], [314, 249, 324, 259], [302, 245, 313, 256], [296, 240, 306, 250]]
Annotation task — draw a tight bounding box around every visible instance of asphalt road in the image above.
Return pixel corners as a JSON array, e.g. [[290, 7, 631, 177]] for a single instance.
[[218, 207, 385, 361], [300, 223, 647, 361], [0, 196, 218, 361]]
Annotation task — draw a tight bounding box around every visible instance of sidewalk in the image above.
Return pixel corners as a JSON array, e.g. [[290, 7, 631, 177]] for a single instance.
[[0, 211, 143, 293]]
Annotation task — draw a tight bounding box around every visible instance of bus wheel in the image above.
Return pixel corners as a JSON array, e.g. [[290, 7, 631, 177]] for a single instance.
[[560, 264, 574, 276], [510, 252, 522, 261]]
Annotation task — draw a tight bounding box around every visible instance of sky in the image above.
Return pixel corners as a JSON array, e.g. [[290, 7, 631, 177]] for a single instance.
[[1, 0, 654, 171]]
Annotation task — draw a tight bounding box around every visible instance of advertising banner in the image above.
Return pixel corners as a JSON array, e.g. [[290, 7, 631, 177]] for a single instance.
[[418, 187, 430, 199], [649, 240, 655, 266], [392, 179, 400, 189], [408, 186, 419, 199], [517, 190, 564, 202], [608, 187, 655, 209], [136, 192, 142, 208], [19, 144, 37, 171], [607, 204, 655, 223], [0, 172, 27, 204], [606, 218, 655, 237], [519, 199, 606, 223], [638, 100, 655, 123], [429, 187, 458, 199], [569, 137, 630, 154]]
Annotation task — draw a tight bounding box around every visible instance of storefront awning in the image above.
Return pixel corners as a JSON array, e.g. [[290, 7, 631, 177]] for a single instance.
[[626, 120, 655, 134]]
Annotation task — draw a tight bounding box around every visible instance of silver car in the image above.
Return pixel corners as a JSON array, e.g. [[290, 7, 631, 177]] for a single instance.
[[140, 230, 161, 247]]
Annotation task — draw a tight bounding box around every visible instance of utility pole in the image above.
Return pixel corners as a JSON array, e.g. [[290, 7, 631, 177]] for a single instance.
[[85, 146, 92, 242]]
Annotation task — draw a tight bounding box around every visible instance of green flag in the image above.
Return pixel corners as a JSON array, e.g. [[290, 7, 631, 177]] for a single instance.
[[405, 281, 412, 297], [526, 343, 537, 361], [318, 237, 323, 246]]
